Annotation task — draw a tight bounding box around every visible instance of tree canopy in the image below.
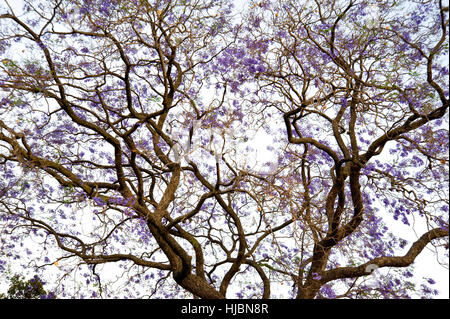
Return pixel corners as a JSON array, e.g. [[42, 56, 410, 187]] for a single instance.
[[0, 274, 56, 299], [0, 0, 448, 299]]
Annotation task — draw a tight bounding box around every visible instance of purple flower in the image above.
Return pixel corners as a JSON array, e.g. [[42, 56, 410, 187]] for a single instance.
[[320, 285, 336, 299], [404, 271, 414, 278], [427, 278, 436, 285], [93, 197, 105, 206], [312, 273, 322, 280]]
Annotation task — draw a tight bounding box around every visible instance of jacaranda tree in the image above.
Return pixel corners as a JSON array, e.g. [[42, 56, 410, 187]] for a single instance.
[[0, 0, 448, 299]]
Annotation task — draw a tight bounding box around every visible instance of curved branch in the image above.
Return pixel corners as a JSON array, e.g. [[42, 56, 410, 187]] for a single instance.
[[321, 228, 449, 283]]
